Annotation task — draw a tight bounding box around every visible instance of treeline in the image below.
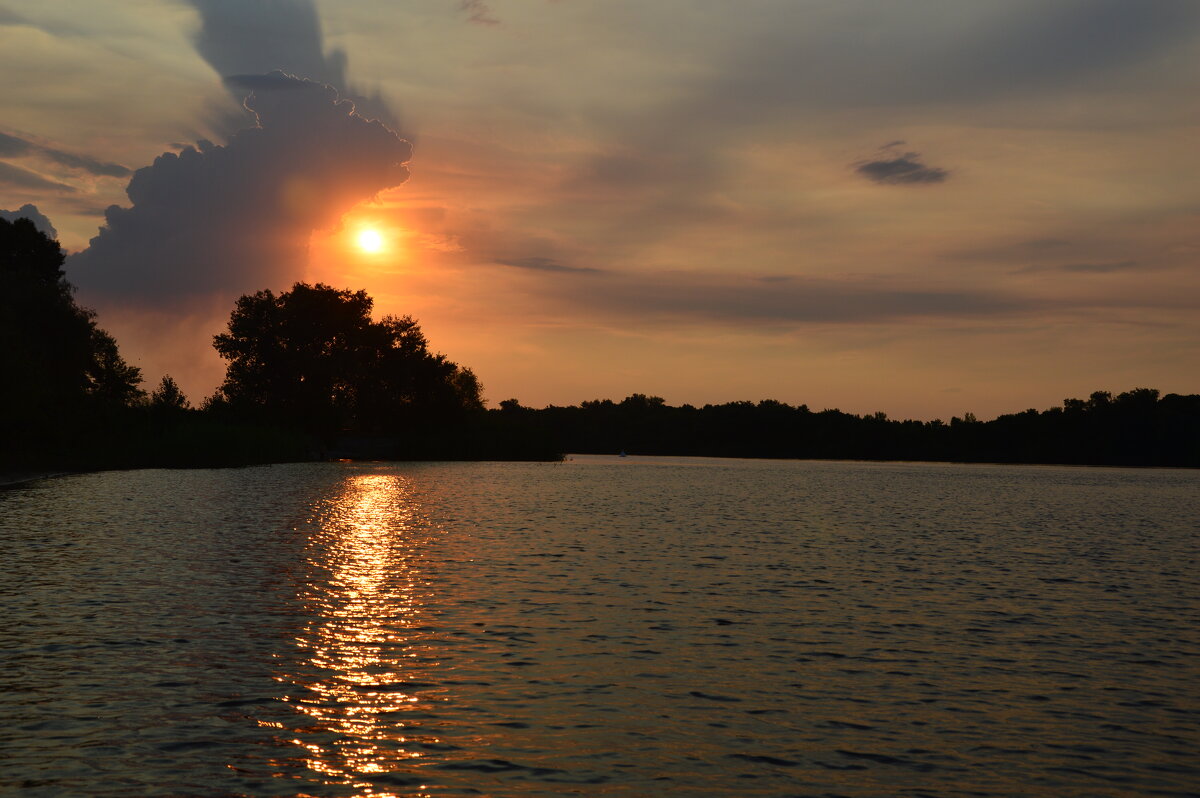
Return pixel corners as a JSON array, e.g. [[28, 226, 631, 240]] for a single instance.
[[487, 390, 1200, 467], [4, 216, 1198, 471]]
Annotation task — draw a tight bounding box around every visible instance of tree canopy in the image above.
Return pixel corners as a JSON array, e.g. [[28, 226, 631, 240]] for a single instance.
[[149, 375, 191, 412], [212, 282, 482, 434], [487, 388, 1200, 467], [0, 216, 143, 448]]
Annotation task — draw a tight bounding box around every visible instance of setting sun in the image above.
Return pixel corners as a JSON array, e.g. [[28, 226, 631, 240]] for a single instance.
[[356, 229, 384, 253]]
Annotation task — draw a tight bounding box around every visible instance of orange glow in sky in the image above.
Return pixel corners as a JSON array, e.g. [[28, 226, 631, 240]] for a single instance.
[[23, 3, 1196, 420], [356, 229, 384, 254]]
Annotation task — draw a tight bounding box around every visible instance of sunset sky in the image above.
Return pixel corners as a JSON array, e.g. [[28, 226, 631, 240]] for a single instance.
[[2, 0, 1197, 419]]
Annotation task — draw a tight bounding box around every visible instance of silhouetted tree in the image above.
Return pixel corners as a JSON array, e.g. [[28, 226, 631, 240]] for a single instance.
[[88, 328, 146, 406], [0, 217, 143, 452], [212, 282, 482, 434], [481, 387, 1199, 467], [149, 375, 191, 411]]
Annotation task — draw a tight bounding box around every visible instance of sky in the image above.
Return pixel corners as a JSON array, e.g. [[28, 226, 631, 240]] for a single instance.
[[2, 0, 1198, 420]]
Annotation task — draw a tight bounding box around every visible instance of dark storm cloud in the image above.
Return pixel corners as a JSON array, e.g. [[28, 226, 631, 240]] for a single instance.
[[0, 161, 75, 192], [855, 152, 948, 185], [224, 72, 314, 93], [69, 73, 411, 302], [0, 203, 57, 239], [495, 256, 602, 275], [0, 131, 131, 178], [182, 0, 401, 131]]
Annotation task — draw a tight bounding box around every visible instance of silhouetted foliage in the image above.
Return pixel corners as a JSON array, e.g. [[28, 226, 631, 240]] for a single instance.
[[484, 388, 1200, 468], [212, 282, 483, 436], [149, 375, 191, 412], [1, 217, 143, 457], [4, 219, 1193, 471]]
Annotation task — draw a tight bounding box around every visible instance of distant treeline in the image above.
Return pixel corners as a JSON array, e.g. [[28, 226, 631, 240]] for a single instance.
[[3, 216, 1197, 471], [487, 389, 1200, 468]]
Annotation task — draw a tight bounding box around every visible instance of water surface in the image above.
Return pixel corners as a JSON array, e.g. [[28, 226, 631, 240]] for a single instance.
[[1, 457, 1198, 796]]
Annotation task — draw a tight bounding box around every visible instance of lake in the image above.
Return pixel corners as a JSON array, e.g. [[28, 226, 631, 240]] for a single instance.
[[1, 456, 1197, 796]]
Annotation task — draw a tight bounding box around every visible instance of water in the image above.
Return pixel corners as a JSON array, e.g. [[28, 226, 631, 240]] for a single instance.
[[1, 456, 1197, 797]]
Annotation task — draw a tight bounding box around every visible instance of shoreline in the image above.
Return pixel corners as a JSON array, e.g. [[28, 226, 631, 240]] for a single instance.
[[0, 471, 77, 488], [1, 454, 1193, 489]]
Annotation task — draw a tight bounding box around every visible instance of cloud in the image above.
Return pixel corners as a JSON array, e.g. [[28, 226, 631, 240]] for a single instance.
[[0, 161, 76, 193], [556, 1, 1197, 235], [495, 256, 602, 275], [539, 271, 1037, 326], [936, 0, 1200, 97], [703, 1, 1200, 115], [946, 237, 1080, 265], [526, 267, 1199, 331], [0, 131, 130, 178], [0, 203, 57, 239], [1017, 238, 1072, 252], [69, 73, 411, 302], [1016, 260, 1142, 275], [182, 0, 401, 132], [224, 72, 317, 93], [460, 0, 500, 26], [855, 151, 948, 185]]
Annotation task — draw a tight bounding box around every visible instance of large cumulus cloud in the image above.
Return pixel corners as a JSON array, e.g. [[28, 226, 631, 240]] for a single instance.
[[183, 0, 402, 133], [70, 73, 411, 301], [0, 203, 57, 239]]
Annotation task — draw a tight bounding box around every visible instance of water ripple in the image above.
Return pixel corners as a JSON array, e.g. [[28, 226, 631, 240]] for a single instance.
[[1, 458, 1197, 796]]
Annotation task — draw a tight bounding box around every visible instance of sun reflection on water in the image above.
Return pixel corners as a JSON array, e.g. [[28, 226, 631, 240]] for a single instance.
[[269, 473, 438, 796]]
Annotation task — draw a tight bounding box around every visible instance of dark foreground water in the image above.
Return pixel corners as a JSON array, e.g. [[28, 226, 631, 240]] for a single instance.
[[1, 457, 1198, 797]]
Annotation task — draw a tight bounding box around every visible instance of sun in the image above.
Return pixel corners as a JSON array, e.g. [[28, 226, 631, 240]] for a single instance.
[[356, 229, 384, 253]]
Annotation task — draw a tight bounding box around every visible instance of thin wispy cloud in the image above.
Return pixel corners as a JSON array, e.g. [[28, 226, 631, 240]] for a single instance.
[[0, 161, 76, 193], [1015, 260, 1142, 275], [495, 256, 602, 275], [0, 131, 130, 178], [540, 272, 1037, 326]]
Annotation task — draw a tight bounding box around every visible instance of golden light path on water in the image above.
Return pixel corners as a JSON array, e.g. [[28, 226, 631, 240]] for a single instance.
[[270, 473, 438, 797], [4, 461, 1199, 796]]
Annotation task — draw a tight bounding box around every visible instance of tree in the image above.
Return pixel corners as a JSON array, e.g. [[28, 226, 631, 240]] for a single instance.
[[212, 282, 482, 434], [89, 328, 147, 406], [149, 375, 191, 411], [0, 216, 143, 448]]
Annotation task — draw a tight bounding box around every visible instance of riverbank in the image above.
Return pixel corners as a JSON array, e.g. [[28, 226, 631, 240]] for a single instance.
[[0, 470, 76, 488]]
